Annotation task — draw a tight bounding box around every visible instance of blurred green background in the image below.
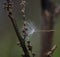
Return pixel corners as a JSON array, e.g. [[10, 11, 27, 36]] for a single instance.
[[0, 0, 60, 57]]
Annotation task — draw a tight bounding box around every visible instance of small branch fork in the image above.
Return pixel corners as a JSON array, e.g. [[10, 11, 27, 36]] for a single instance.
[[4, 0, 30, 57], [46, 45, 57, 57]]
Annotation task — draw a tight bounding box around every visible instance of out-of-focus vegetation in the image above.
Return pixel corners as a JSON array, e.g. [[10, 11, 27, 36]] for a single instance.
[[0, 0, 60, 57]]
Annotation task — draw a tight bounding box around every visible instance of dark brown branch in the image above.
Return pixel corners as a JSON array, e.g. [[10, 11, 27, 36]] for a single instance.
[[8, 14, 30, 57], [4, 0, 30, 57], [40, 0, 58, 57]]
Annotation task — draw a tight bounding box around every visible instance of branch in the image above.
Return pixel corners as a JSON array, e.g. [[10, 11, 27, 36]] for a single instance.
[[41, 0, 58, 57], [46, 45, 57, 57], [8, 14, 30, 57], [4, 0, 30, 57]]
